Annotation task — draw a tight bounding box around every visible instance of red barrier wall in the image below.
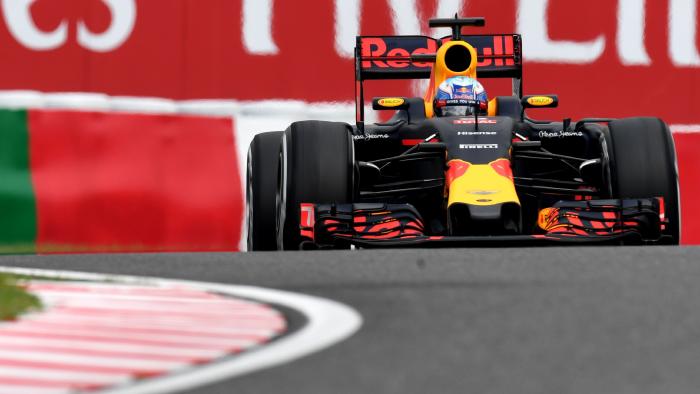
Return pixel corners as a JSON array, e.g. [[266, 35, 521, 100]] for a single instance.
[[27, 110, 242, 253], [675, 133, 700, 245]]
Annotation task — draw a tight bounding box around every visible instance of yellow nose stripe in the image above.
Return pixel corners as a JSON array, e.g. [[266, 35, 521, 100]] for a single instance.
[[447, 162, 520, 207]]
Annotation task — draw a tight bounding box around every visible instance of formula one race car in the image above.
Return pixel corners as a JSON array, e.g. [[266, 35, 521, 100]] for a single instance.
[[247, 16, 680, 250]]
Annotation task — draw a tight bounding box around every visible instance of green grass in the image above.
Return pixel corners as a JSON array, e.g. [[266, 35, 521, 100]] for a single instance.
[[0, 274, 42, 320]]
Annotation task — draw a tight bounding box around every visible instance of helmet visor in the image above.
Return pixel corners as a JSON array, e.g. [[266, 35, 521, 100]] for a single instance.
[[440, 105, 476, 117]]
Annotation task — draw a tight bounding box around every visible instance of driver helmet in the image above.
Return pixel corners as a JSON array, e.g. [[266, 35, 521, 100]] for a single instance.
[[434, 76, 488, 117]]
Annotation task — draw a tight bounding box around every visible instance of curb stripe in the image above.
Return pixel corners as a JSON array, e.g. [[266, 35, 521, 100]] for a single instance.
[[31, 290, 258, 304], [0, 386, 70, 394], [0, 377, 101, 390], [0, 275, 287, 392], [41, 304, 281, 318], [0, 349, 188, 370], [16, 320, 278, 338], [27, 283, 225, 298], [3, 324, 266, 344], [25, 314, 283, 331], [0, 327, 260, 350], [0, 267, 362, 394], [0, 340, 220, 363], [0, 366, 130, 384], [0, 360, 154, 377]]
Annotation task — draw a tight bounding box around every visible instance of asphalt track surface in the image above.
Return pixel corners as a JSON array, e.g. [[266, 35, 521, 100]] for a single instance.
[[2, 246, 700, 394]]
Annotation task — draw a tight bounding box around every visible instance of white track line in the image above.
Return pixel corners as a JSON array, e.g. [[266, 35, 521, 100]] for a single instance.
[[0, 90, 692, 131], [0, 267, 363, 394], [670, 124, 700, 133]]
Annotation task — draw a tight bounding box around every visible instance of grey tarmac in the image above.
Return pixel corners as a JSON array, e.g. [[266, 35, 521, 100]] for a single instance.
[[2, 246, 700, 394]]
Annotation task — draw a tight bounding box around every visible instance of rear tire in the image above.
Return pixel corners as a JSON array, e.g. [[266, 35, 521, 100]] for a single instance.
[[247, 131, 283, 251], [277, 121, 354, 250], [606, 117, 680, 244]]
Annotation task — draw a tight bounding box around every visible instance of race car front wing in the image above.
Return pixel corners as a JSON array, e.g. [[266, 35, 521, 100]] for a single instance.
[[298, 198, 670, 249]]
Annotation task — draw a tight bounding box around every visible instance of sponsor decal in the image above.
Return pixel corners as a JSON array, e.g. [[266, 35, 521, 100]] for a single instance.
[[476, 36, 516, 67], [538, 130, 584, 138], [361, 37, 438, 68], [2, 0, 137, 52], [460, 143, 499, 149], [353, 133, 390, 140], [377, 98, 405, 107], [457, 131, 497, 136], [454, 119, 498, 125], [360, 35, 517, 71], [468, 190, 499, 195], [453, 84, 474, 99], [526, 96, 555, 106], [445, 99, 478, 106]]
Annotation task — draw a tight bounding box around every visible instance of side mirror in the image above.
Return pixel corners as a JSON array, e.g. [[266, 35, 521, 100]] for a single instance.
[[372, 97, 410, 111], [521, 95, 559, 109]]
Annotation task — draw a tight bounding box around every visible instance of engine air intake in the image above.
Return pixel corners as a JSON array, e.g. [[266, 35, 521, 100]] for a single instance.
[[444, 44, 472, 73]]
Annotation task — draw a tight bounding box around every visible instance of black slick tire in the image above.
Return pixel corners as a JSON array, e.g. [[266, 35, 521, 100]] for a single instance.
[[247, 131, 283, 251], [277, 121, 354, 250], [606, 117, 680, 244]]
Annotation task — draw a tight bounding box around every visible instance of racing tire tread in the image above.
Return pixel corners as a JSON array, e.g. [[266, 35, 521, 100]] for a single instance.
[[247, 131, 283, 251], [278, 121, 354, 250], [606, 117, 680, 244]]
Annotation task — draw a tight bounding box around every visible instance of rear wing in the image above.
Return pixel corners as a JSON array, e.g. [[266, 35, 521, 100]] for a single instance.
[[356, 34, 521, 79], [354, 34, 523, 125]]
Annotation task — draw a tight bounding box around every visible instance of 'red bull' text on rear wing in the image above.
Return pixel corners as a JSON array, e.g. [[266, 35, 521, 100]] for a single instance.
[[354, 34, 522, 126]]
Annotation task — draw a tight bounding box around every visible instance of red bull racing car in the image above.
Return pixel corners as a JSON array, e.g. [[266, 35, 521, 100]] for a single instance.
[[247, 17, 680, 250]]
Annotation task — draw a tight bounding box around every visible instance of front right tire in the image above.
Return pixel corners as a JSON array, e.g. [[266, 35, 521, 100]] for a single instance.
[[606, 117, 680, 244], [277, 121, 354, 250]]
